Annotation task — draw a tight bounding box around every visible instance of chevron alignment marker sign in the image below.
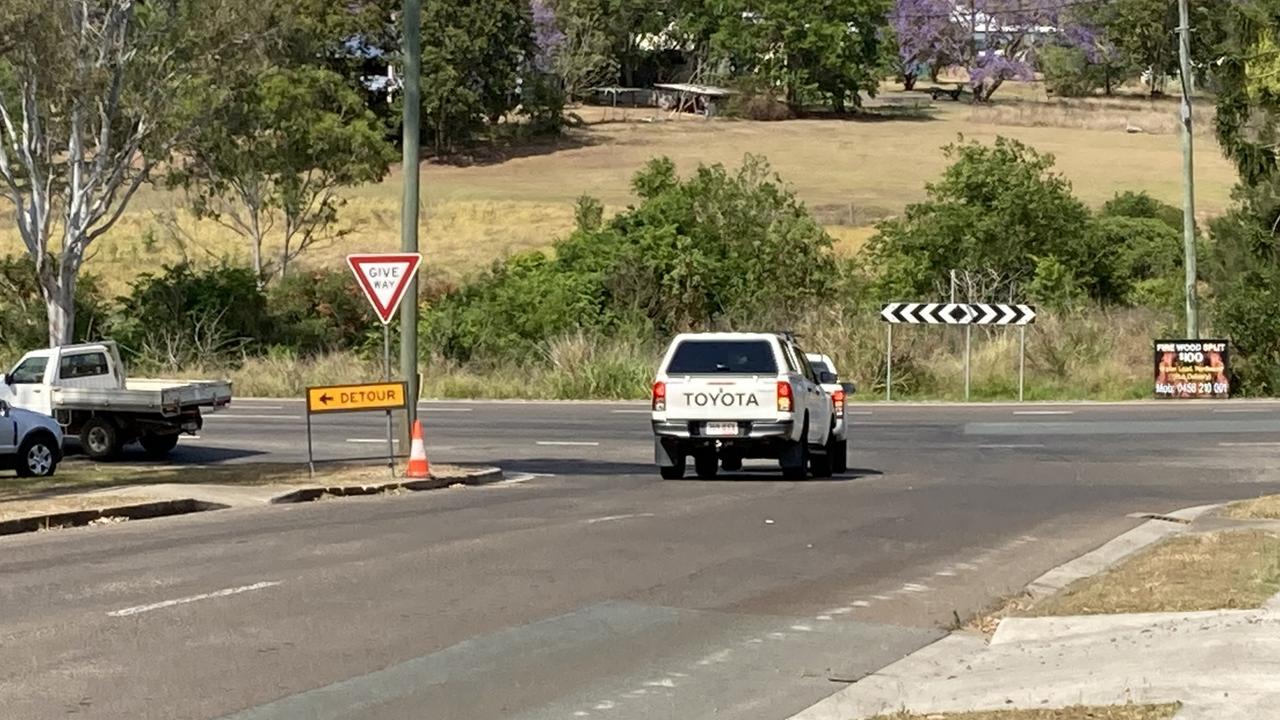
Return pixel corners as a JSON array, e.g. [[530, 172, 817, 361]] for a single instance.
[[880, 302, 1036, 325]]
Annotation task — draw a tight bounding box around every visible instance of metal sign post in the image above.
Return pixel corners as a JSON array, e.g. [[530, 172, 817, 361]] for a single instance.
[[881, 302, 1036, 401], [383, 324, 394, 476], [1019, 325, 1027, 402], [886, 322, 893, 401]]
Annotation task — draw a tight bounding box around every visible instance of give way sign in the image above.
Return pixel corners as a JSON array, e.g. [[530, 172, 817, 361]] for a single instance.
[[346, 253, 423, 324]]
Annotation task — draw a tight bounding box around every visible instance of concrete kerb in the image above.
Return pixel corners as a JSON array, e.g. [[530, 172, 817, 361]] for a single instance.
[[269, 466, 505, 503], [786, 501, 1225, 720], [0, 466, 505, 536], [0, 499, 230, 537]]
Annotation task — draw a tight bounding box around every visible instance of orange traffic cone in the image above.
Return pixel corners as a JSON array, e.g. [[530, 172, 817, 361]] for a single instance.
[[405, 420, 430, 478]]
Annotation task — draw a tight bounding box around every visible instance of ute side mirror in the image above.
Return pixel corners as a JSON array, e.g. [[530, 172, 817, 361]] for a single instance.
[[2, 373, 11, 386], [0, 400, 8, 417], [818, 371, 838, 385], [842, 382, 856, 395]]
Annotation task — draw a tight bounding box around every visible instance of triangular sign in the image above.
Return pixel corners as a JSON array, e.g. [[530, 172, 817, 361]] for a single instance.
[[347, 253, 423, 324]]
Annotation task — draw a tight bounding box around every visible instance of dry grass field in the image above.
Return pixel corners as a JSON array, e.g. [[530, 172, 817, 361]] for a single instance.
[[0, 84, 1238, 294]]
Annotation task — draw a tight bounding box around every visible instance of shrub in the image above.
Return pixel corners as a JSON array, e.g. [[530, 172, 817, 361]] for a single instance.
[[866, 137, 1092, 301], [1041, 45, 1104, 97], [0, 254, 109, 353], [424, 154, 837, 363], [111, 263, 270, 369], [1102, 191, 1183, 231], [268, 268, 375, 355]]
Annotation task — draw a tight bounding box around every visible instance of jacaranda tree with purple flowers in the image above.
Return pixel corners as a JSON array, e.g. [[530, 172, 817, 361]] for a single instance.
[[888, 0, 966, 89]]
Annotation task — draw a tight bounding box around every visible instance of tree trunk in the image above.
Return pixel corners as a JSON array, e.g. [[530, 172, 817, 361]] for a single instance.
[[42, 271, 76, 347], [902, 72, 917, 91]]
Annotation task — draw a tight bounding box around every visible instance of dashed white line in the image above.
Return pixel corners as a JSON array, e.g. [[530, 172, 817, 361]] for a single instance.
[[845, 411, 874, 416], [935, 569, 957, 577], [901, 583, 930, 593], [107, 581, 281, 617], [851, 600, 871, 607], [536, 441, 601, 447], [585, 513, 656, 524]]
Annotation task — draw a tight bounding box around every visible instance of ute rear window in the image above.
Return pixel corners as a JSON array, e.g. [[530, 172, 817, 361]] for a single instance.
[[666, 340, 778, 374]]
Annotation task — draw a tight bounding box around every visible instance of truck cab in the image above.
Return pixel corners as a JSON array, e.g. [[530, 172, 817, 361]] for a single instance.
[[651, 332, 838, 480], [4, 344, 123, 417]]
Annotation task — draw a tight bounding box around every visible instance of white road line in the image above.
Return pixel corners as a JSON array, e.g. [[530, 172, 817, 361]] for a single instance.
[[845, 411, 874, 416], [979, 443, 1046, 449], [1012, 410, 1074, 416], [585, 513, 656, 524], [1219, 442, 1280, 447], [107, 581, 281, 617], [204, 414, 301, 421], [536, 441, 600, 446], [850, 600, 871, 607]]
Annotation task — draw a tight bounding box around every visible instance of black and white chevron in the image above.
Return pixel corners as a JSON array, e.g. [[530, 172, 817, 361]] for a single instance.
[[881, 302, 1036, 326]]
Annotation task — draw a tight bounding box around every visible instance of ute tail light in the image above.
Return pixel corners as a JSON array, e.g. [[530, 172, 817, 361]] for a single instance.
[[652, 381, 666, 412], [776, 381, 793, 412], [832, 388, 845, 418]]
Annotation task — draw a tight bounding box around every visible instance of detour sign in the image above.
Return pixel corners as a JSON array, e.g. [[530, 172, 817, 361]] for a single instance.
[[307, 382, 408, 414]]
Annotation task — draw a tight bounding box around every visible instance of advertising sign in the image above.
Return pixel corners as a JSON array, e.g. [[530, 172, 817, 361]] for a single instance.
[[1154, 340, 1230, 399]]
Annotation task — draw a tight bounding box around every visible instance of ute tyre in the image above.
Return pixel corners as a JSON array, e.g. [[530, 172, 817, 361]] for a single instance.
[[16, 435, 57, 478], [694, 452, 719, 479], [80, 418, 120, 461], [660, 456, 687, 480], [781, 421, 809, 480], [810, 436, 834, 478], [721, 454, 742, 472], [832, 439, 848, 474], [140, 433, 180, 459]]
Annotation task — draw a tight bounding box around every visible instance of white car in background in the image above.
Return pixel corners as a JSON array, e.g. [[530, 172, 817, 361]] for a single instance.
[[806, 352, 854, 474], [651, 332, 838, 480], [0, 400, 63, 477]]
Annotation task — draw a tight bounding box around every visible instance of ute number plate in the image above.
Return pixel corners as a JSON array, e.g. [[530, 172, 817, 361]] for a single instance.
[[704, 422, 739, 437]]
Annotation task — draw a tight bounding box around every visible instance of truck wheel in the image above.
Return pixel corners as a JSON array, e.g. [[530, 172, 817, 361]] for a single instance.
[[780, 420, 809, 480], [832, 439, 848, 474], [140, 433, 180, 458], [16, 435, 58, 478], [80, 418, 121, 460], [810, 436, 834, 478], [660, 456, 687, 480], [694, 452, 719, 479], [721, 453, 743, 472]]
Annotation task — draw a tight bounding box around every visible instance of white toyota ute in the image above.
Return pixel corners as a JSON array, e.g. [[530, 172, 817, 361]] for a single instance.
[[651, 332, 839, 479], [806, 352, 855, 474]]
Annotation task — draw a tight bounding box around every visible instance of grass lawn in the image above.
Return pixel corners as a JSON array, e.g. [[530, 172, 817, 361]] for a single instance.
[[0, 87, 1239, 294], [1029, 530, 1280, 616], [1224, 494, 1280, 520], [867, 705, 1180, 720]]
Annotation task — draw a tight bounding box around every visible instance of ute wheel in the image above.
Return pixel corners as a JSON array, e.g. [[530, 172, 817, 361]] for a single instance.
[[660, 455, 687, 480], [16, 435, 58, 478], [140, 433, 180, 459], [694, 452, 719, 479], [721, 454, 743, 472], [80, 418, 120, 461], [832, 439, 848, 474], [810, 434, 834, 478], [781, 421, 809, 480]]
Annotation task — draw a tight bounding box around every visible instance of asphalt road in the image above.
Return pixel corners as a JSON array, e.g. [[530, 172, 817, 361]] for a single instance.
[[1, 399, 1279, 720]]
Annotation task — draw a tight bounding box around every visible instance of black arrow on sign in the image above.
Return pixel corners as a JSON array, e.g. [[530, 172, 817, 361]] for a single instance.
[[319, 393, 333, 404]]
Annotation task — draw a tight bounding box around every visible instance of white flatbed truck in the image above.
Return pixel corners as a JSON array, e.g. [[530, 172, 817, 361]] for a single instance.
[[2, 341, 232, 459]]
